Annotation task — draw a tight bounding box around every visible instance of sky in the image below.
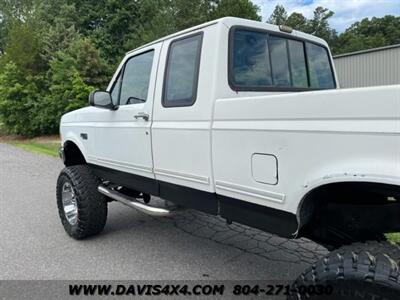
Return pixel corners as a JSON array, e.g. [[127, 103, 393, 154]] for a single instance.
[[252, 0, 400, 32]]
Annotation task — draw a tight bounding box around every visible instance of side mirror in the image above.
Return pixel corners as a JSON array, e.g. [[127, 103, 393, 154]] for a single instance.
[[89, 90, 116, 110]]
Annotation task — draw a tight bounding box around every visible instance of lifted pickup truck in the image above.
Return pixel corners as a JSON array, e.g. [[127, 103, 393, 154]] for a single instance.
[[57, 17, 400, 299]]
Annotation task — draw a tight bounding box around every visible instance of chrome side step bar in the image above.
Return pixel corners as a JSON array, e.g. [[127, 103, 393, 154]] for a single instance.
[[98, 185, 171, 217]]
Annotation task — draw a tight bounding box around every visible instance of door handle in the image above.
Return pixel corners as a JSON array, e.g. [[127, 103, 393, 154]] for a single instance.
[[134, 112, 149, 121]]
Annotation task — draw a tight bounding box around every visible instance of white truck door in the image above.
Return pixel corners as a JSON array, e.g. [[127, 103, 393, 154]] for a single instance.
[[88, 44, 162, 180], [151, 28, 219, 197]]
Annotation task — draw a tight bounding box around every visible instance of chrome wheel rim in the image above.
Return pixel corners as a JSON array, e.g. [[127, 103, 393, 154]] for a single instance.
[[61, 182, 78, 226]]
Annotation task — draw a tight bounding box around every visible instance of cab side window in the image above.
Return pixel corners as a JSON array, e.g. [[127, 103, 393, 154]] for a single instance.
[[163, 33, 203, 107], [119, 50, 154, 106]]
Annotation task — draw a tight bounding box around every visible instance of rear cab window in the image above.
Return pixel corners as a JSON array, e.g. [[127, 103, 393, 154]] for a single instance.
[[229, 27, 336, 91]]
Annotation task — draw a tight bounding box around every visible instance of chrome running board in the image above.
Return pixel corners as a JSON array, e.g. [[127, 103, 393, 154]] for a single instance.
[[98, 185, 171, 217]]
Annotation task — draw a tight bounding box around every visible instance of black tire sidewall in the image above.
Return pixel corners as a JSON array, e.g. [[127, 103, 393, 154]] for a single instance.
[[56, 173, 80, 236], [56, 165, 107, 239]]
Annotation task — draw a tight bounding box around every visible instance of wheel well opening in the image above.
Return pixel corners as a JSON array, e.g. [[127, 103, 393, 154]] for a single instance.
[[63, 141, 86, 166], [297, 182, 400, 249]]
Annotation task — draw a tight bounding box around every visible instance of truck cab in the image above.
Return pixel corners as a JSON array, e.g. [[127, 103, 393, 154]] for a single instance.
[[57, 17, 400, 299]]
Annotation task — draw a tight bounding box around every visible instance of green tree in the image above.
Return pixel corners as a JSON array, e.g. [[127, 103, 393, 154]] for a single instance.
[[332, 16, 400, 54], [127, 0, 178, 50], [0, 0, 112, 135], [0, 62, 45, 135], [267, 4, 398, 55], [126, 0, 260, 57], [67, 38, 109, 89], [39, 23, 80, 66], [286, 12, 308, 32], [0, 0, 261, 136], [0, 0, 35, 54], [36, 52, 92, 134], [308, 7, 337, 44], [210, 0, 260, 21], [267, 5, 336, 45], [35, 37, 107, 134], [34, 0, 77, 29], [268, 4, 287, 25], [0, 19, 43, 73], [87, 0, 141, 64]]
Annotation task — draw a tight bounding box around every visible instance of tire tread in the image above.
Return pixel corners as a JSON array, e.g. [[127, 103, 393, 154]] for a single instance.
[[56, 165, 107, 239], [289, 241, 400, 299]]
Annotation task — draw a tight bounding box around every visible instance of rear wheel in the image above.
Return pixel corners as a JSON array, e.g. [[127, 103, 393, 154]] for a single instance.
[[289, 241, 400, 299], [56, 165, 107, 239]]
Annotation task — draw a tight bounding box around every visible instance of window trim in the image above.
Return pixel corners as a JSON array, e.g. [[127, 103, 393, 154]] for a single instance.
[[162, 32, 204, 108], [228, 25, 337, 92], [117, 49, 155, 106], [110, 70, 121, 106]]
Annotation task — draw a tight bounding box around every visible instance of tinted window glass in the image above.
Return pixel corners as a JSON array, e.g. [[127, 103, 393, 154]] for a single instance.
[[232, 30, 272, 86], [288, 40, 308, 87], [230, 29, 335, 90], [110, 72, 121, 105], [119, 50, 154, 105], [163, 34, 202, 107], [269, 35, 291, 86], [306, 43, 335, 88]]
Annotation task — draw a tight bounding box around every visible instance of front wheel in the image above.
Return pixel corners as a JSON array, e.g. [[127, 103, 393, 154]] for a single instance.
[[289, 241, 400, 299], [56, 165, 107, 239]]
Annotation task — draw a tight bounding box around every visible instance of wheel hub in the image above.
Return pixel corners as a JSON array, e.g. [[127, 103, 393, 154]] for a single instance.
[[61, 182, 78, 225]]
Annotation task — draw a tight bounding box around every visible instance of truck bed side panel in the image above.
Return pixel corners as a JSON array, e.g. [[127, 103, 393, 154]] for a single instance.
[[212, 85, 400, 214]]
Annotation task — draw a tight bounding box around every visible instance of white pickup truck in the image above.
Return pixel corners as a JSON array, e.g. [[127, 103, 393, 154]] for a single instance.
[[57, 17, 400, 299]]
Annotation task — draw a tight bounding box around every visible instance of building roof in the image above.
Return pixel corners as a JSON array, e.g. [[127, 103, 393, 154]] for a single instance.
[[333, 44, 400, 59]]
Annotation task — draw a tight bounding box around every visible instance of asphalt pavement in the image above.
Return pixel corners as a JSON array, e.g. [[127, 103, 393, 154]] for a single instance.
[[0, 142, 327, 282]]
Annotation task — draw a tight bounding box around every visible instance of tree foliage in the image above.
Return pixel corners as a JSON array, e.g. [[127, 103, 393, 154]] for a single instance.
[[286, 12, 308, 32], [0, 0, 260, 136], [211, 0, 260, 21], [0, 1, 398, 136], [266, 4, 399, 55], [332, 16, 400, 54], [0, 62, 45, 136], [0, 19, 43, 72], [268, 4, 287, 26], [267, 5, 337, 46]]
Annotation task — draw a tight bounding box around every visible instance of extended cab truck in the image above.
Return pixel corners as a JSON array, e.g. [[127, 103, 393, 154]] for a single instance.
[[57, 17, 400, 299]]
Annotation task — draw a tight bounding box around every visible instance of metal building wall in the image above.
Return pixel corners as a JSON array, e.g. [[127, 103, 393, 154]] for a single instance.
[[333, 45, 400, 88]]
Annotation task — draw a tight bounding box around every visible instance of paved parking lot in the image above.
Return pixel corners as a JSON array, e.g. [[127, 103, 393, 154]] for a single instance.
[[0, 142, 327, 281]]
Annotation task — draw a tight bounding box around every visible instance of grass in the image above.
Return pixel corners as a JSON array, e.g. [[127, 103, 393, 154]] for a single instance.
[[7, 140, 60, 157], [0, 123, 60, 157], [386, 233, 400, 244]]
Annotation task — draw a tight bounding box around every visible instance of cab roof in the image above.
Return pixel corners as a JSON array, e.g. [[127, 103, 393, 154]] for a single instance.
[[126, 17, 329, 55]]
